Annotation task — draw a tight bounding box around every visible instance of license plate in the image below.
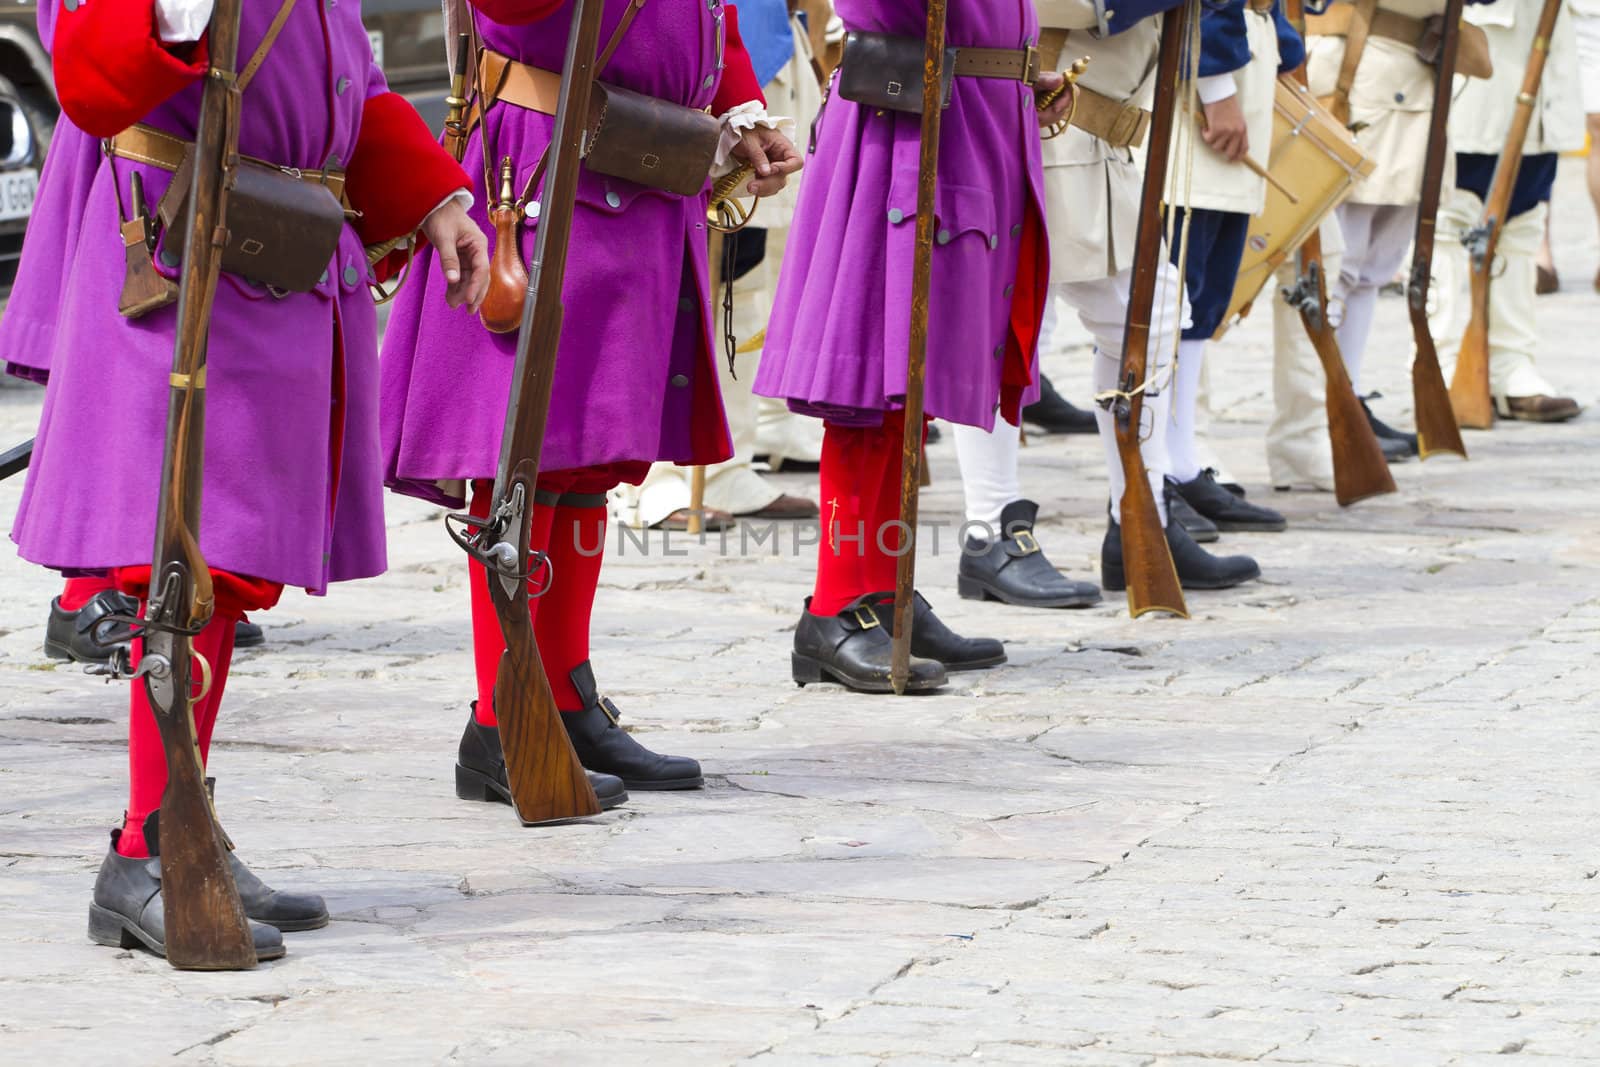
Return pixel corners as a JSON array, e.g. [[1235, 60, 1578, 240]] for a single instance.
[[0, 169, 37, 221], [368, 29, 385, 70]]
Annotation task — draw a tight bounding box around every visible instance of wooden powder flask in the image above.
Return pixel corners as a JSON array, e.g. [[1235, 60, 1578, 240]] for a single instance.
[[1281, 0, 1398, 507], [1449, 0, 1563, 430], [1406, 0, 1468, 460], [888, 0, 950, 695], [1108, 0, 1188, 620], [479, 156, 531, 334], [119, 171, 180, 318]]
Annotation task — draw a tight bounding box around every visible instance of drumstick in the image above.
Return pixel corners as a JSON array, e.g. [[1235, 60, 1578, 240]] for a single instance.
[[1241, 153, 1299, 204], [1194, 108, 1301, 205]]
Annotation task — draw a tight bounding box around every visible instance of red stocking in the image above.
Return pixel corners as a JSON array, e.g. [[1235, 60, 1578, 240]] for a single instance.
[[813, 414, 909, 614], [60, 575, 115, 612], [536, 490, 609, 711]]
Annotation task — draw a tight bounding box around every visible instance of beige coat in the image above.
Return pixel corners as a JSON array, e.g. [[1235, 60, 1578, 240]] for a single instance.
[[1036, 0, 1161, 283], [1305, 0, 1447, 205], [1451, 0, 1583, 154], [1167, 8, 1282, 215]]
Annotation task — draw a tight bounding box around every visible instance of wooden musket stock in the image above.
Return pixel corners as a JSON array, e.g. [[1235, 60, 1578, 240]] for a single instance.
[[1283, 0, 1397, 507], [889, 0, 950, 695], [1449, 0, 1563, 429], [1109, 1, 1188, 619], [140, 0, 254, 970], [1407, 0, 1468, 459], [470, 0, 605, 823]]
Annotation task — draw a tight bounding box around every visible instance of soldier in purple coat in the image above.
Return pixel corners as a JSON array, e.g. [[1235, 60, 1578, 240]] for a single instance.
[[753, 0, 1074, 693], [379, 1, 802, 801], [12, 0, 487, 962]]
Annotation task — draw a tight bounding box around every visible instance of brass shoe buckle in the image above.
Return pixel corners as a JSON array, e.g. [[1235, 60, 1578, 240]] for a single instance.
[[852, 607, 881, 631], [1012, 529, 1041, 556]]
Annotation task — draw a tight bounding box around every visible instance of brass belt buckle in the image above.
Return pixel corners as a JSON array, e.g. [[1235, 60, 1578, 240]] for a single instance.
[[1022, 45, 1041, 86]]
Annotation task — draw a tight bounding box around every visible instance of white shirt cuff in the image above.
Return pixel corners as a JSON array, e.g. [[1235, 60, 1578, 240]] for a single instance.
[[713, 102, 797, 174], [418, 189, 473, 234], [1196, 73, 1239, 105], [155, 0, 214, 44]]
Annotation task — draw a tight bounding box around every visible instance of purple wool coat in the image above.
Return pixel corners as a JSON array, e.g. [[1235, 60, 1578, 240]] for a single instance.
[[753, 0, 1050, 432], [380, 1, 739, 509], [10, 4, 405, 593]]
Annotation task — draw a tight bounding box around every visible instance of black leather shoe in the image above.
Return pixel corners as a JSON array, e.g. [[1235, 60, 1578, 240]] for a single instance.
[[871, 591, 1005, 672], [44, 590, 139, 663], [1022, 374, 1098, 434], [1101, 515, 1260, 592], [188, 786, 330, 932], [793, 595, 946, 693], [455, 711, 628, 810], [87, 827, 285, 962], [1362, 397, 1418, 459], [1172, 470, 1286, 533], [234, 619, 265, 648], [1165, 488, 1219, 544], [957, 499, 1101, 609], [564, 663, 704, 791]]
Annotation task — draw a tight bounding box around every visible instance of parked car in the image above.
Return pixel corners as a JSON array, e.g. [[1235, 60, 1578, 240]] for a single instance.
[[0, 0, 449, 297]]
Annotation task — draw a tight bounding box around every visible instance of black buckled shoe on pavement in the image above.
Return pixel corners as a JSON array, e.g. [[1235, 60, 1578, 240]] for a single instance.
[[1171, 470, 1286, 533], [564, 662, 704, 791], [1101, 515, 1260, 592], [455, 710, 628, 810], [1022, 374, 1098, 435], [234, 619, 265, 648], [957, 499, 1101, 608], [870, 591, 1006, 672], [191, 785, 330, 932], [1165, 487, 1219, 544], [44, 590, 139, 663], [793, 595, 947, 693], [1360, 396, 1418, 459], [87, 824, 285, 962]]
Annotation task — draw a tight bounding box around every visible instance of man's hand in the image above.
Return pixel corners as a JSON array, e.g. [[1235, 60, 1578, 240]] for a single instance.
[[420, 197, 489, 311], [1035, 71, 1075, 128], [1201, 93, 1249, 163], [732, 126, 804, 198]]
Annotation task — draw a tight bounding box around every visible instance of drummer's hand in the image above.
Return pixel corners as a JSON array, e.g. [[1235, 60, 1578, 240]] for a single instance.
[[422, 197, 489, 311], [1035, 71, 1074, 127], [1201, 93, 1249, 163], [734, 127, 804, 198]]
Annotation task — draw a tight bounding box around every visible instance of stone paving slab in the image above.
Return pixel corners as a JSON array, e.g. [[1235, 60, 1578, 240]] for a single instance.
[[1, 162, 1598, 1064]]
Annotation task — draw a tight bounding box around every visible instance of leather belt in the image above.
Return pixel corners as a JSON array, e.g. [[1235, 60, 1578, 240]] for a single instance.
[[1036, 29, 1151, 149], [479, 48, 563, 117], [1306, 5, 1428, 47], [106, 123, 348, 203], [1071, 86, 1152, 149], [952, 46, 1043, 85]]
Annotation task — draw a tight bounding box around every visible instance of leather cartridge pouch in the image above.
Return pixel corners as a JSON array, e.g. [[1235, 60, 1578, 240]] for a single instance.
[[161, 154, 347, 293], [584, 82, 722, 197], [837, 32, 956, 114]]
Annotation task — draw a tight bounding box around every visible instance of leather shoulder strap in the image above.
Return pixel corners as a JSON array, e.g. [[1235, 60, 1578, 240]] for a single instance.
[[1330, 0, 1378, 127], [1039, 28, 1070, 72], [596, 0, 647, 72], [237, 0, 300, 94]]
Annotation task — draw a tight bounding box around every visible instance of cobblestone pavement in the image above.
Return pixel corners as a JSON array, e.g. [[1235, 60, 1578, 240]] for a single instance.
[[2, 165, 1598, 1066]]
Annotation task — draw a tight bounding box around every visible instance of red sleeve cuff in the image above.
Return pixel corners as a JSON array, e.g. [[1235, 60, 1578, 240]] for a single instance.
[[712, 5, 767, 116], [53, 1, 208, 137], [346, 92, 471, 247]]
